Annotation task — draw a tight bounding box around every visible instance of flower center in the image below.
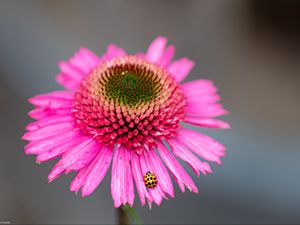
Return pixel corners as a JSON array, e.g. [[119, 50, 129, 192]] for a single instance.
[[105, 64, 160, 106], [73, 56, 186, 154]]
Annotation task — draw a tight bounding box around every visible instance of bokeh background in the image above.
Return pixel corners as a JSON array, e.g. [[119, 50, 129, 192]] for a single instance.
[[1, 0, 300, 224]]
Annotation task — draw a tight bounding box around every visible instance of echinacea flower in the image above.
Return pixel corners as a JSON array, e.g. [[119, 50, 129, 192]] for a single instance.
[[23, 37, 230, 208]]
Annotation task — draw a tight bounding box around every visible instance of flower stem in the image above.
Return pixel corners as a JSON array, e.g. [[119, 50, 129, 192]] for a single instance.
[[117, 205, 142, 225], [117, 207, 129, 225]]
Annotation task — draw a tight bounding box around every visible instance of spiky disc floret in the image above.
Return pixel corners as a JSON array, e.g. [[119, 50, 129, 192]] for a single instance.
[[73, 56, 186, 154]]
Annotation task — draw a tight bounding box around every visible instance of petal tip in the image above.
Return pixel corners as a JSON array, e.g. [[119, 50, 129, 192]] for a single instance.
[[193, 187, 199, 193], [21, 132, 29, 140], [81, 189, 91, 198], [221, 122, 231, 129]]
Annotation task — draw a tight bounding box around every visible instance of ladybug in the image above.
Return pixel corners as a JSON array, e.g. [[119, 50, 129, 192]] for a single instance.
[[144, 171, 157, 189]]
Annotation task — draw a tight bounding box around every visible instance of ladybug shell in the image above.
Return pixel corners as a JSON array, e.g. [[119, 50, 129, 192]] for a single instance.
[[144, 171, 157, 188]]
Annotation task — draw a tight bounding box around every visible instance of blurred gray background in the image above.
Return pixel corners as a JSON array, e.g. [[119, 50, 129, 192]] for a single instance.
[[1, 0, 300, 224]]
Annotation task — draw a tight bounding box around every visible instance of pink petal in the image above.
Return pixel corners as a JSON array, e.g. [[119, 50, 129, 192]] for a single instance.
[[123, 148, 135, 206], [58, 61, 84, 82], [157, 141, 198, 193], [111, 145, 123, 207], [101, 44, 127, 62], [135, 52, 145, 59], [28, 107, 71, 120], [130, 151, 153, 206], [144, 149, 174, 198], [182, 79, 229, 117], [60, 137, 101, 172], [176, 128, 226, 165], [48, 162, 65, 182], [145, 37, 176, 67], [70, 163, 95, 193], [182, 79, 217, 95], [111, 145, 135, 207], [184, 116, 230, 129], [146, 36, 167, 63], [81, 145, 114, 197], [168, 139, 212, 176], [168, 58, 194, 83], [56, 48, 100, 90], [26, 115, 73, 131], [160, 45, 175, 68], [185, 92, 221, 105], [25, 129, 82, 154], [29, 91, 74, 101], [36, 134, 84, 163], [139, 153, 165, 206], [69, 48, 100, 74], [22, 121, 74, 141], [29, 98, 72, 110], [48, 137, 100, 182], [56, 73, 81, 91], [186, 103, 228, 118], [79, 47, 101, 68]]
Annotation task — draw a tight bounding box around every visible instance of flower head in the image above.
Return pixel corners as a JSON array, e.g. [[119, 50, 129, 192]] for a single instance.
[[23, 37, 230, 207], [73, 56, 186, 154]]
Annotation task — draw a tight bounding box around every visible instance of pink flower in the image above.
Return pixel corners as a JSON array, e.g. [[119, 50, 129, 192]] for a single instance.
[[23, 37, 230, 208]]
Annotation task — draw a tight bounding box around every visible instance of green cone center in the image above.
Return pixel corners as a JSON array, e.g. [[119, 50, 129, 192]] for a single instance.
[[105, 64, 161, 106]]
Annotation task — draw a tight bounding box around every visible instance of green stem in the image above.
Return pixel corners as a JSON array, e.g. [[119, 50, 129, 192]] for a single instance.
[[117, 205, 142, 225], [117, 207, 129, 225]]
